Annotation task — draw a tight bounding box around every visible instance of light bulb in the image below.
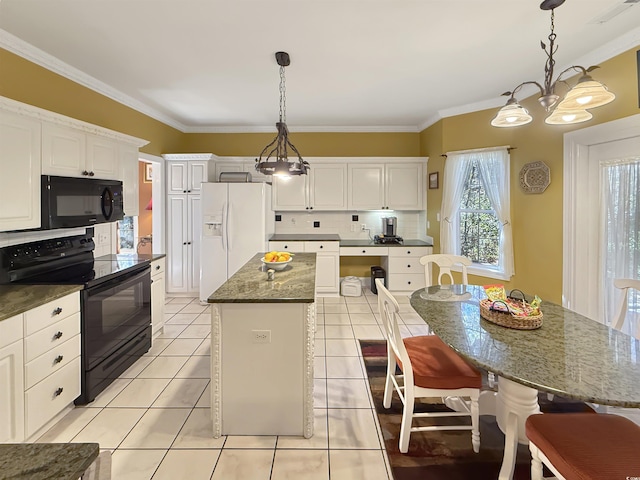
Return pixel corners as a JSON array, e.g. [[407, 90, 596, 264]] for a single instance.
[[576, 95, 592, 105]]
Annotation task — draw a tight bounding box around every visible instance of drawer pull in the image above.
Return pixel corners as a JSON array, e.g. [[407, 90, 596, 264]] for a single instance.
[[408, 281, 412, 285], [362, 250, 366, 253], [284, 245, 288, 249], [407, 250, 411, 254], [53, 355, 64, 364], [53, 331, 63, 340], [54, 387, 64, 397], [52, 307, 63, 316], [320, 245, 323, 249], [407, 264, 411, 268], [155, 265, 161, 270]]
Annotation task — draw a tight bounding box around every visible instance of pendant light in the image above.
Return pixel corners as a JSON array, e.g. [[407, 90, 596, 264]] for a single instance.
[[491, 0, 615, 128], [255, 51, 309, 177]]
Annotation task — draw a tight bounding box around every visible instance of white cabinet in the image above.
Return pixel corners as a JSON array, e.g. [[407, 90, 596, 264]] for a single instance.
[[214, 158, 271, 183], [151, 257, 166, 337], [86, 134, 119, 180], [167, 194, 201, 294], [119, 144, 139, 217], [0, 314, 25, 443], [0, 111, 41, 232], [272, 164, 347, 211], [348, 162, 424, 210], [167, 160, 209, 194], [383, 246, 432, 292]]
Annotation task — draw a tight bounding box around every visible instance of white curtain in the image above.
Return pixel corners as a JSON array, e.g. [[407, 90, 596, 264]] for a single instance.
[[601, 157, 640, 335], [476, 148, 514, 277], [440, 153, 472, 255]]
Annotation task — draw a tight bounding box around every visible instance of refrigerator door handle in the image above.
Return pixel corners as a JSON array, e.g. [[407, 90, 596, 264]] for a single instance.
[[221, 202, 227, 251], [227, 202, 233, 252]]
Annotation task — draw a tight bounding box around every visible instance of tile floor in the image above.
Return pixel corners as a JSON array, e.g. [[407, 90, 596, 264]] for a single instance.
[[37, 289, 428, 479]]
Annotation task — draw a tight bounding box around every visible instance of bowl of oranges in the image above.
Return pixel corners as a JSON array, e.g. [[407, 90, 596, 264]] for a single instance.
[[261, 251, 293, 271]]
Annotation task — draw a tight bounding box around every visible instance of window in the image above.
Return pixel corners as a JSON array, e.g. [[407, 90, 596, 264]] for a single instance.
[[117, 216, 137, 254], [441, 147, 513, 280]]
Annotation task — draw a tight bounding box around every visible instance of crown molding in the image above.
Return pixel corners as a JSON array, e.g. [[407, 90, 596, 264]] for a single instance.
[[183, 124, 420, 133], [162, 153, 217, 161]]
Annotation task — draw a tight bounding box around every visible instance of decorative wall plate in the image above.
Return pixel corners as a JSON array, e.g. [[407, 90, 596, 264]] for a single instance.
[[519, 161, 550, 194]]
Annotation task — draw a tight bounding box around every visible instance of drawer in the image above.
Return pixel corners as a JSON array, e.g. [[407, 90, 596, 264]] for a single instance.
[[24, 293, 80, 336], [24, 313, 80, 363], [389, 256, 424, 274], [304, 241, 340, 253], [388, 246, 432, 258], [25, 356, 81, 438], [24, 334, 80, 390], [340, 246, 389, 256], [151, 257, 166, 277], [269, 241, 305, 252], [0, 314, 23, 349], [388, 273, 425, 292]]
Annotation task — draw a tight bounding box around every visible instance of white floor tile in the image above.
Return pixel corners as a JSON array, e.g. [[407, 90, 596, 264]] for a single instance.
[[352, 324, 385, 340], [323, 304, 349, 314], [327, 408, 381, 449], [120, 408, 191, 448], [153, 449, 220, 480], [325, 356, 365, 379], [180, 303, 209, 314], [211, 450, 273, 480], [36, 407, 102, 443], [195, 384, 211, 408], [224, 435, 277, 449], [325, 339, 360, 356], [315, 339, 326, 356], [173, 408, 226, 449], [323, 297, 346, 304], [111, 449, 167, 480], [398, 303, 417, 313], [152, 378, 209, 408], [159, 338, 203, 356], [347, 303, 374, 314], [276, 409, 328, 449], [175, 355, 210, 378], [119, 356, 154, 378], [400, 312, 428, 325], [407, 324, 432, 336], [271, 449, 329, 480], [314, 356, 326, 379], [157, 324, 189, 338], [164, 313, 198, 324], [329, 450, 390, 480], [315, 325, 325, 338], [193, 338, 210, 356], [326, 379, 372, 408], [323, 313, 351, 325], [323, 325, 354, 339], [349, 313, 378, 325], [166, 297, 195, 304], [109, 378, 172, 407], [163, 304, 186, 314], [86, 378, 132, 408], [147, 338, 173, 356], [314, 378, 327, 408], [344, 295, 369, 304], [72, 408, 147, 449], [138, 356, 190, 379], [178, 324, 211, 339], [192, 313, 211, 324]]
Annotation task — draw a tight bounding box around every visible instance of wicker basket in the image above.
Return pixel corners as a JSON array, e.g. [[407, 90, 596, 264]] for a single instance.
[[479, 299, 543, 330]]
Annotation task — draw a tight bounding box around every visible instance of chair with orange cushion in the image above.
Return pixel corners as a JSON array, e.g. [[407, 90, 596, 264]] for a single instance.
[[375, 278, 482, 453], [525, 412, 640, 480]]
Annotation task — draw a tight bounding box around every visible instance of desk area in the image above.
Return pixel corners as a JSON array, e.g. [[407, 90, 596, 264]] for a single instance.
[[410, 284, 640, 479]]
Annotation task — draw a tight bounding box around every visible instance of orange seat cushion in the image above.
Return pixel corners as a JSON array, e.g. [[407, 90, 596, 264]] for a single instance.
[[401, 335, 481, 390], [526, 413, 640, 480]]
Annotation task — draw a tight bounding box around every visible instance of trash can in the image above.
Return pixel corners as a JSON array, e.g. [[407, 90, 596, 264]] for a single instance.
[[371, 266, 386, 295], [341, 276, 362, 297]]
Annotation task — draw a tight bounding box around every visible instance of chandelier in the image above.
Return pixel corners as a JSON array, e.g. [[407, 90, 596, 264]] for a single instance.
[[491, 0, 615, 128], [255, 51, 309, 176]]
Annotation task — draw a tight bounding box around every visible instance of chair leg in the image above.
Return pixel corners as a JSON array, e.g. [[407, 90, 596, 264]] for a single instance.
[[488, 371, 496, 388], [529, 443, 544, 480], [470, 394, 480, 453], [399, 387, 414, 453], [383, 354, 395, 409]]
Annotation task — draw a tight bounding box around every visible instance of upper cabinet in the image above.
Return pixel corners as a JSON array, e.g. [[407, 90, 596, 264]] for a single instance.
[[348, 162, 424, 210], [213, 157, 271, 183], [0, 110, 41, 231], [164, 154, 215, 194], [272, 163, 348, 211], [119, 144, 139, 217]]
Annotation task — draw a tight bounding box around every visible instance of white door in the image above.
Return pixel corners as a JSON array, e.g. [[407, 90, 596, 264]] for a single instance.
[[87, 134, 119, 179], [348, 164, 385, 210], [189, 161, 208, 193], [272, 175, 308, 210], [189, 195, 202, 292], [0, 340, 25, 443], [310, 164, 348, 210], [167, 195, 189, 292], [315, 254, 340, 293], [386, 163, 424, 210], [167, 162, 188, 194], [227, 184, 268, 276]]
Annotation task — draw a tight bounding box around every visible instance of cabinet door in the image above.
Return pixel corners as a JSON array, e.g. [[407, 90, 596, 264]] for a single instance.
[[168, 162, 188, 194], [315, 253, 340, 294], [87, 134, 119, 179], [310, 164, 347, 210], [188, 195, 202, 292], [42, 122, 85, 177], [215, 162, 244, 182], [272, 175, 308, 211], [243, 162, 271, 183], [188, 161, 208, 193], [151, 260, 165, 337], [348, 164, 385, 210], [0, 340, 25, 443], [0, 112, 41, 231], [120, 145, 139, 217], [167, 195, 189, 292], [385, 163, 424, 210]]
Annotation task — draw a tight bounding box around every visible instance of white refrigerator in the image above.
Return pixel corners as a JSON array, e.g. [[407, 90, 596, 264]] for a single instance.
[[200, 182, 275, 302]]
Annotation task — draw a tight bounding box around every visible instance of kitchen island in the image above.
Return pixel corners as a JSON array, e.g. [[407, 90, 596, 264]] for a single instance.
[[207, 252, 316, 438]]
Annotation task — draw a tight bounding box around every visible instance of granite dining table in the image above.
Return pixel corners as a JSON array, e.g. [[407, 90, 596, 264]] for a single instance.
[[410, 284, 640, 480]]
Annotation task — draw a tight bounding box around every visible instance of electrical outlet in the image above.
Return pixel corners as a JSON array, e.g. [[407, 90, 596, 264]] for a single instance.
[[361, 224, 367, 231], [252, 330, 271, 344]]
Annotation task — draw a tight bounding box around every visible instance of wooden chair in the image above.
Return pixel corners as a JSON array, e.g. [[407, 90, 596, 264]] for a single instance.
[[419, 253, 472, 287], [525, 412, 640, 480], [375, 278, 481, 453], [612, 278, 640, 334]]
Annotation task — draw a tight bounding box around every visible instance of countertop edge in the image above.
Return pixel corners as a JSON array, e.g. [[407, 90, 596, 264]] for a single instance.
[[0, 284, 83, 322]]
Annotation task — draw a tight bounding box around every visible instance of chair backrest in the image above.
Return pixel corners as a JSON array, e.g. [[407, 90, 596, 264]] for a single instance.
[[612, 278, 640, 333], [375, 278, 413, 382], [419, 254, 472, 287]]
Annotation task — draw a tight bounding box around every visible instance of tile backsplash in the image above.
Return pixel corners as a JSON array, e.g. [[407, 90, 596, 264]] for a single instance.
[[274, 210, 429, 241]]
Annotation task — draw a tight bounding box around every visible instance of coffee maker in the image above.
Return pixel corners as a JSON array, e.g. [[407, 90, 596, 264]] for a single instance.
[[374, 217, 403, 244]]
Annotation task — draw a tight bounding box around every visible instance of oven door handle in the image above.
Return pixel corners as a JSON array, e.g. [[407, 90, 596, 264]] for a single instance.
[[87, 266, 150, 294]]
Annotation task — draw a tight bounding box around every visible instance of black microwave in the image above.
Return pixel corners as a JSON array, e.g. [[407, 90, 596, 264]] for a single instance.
[[41, 175, 124, 230]]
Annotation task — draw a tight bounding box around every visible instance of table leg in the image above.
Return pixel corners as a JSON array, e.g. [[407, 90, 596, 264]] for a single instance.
[[496, 377, 540, 480]]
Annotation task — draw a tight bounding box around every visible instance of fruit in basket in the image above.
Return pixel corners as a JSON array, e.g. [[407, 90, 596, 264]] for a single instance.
[[264, 251, 292, 263]]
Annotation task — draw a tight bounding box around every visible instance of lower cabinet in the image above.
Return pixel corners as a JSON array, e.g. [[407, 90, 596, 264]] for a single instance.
[[383, 246, 432, 292], [151, 257, 166, 337], [0, 314, 25, 442]]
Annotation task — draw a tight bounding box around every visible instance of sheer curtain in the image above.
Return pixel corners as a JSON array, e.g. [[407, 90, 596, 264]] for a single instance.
[[440, 153, 472, 255], [601, 157, 640, 336]]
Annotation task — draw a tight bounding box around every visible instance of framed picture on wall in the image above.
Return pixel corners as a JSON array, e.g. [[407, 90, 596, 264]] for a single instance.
[[144, 163, 153, 183], [429, 172, 439, 189]]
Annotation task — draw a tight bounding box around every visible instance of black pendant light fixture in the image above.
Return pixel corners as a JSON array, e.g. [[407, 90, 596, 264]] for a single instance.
[[491, 0, 615, 127], [255, 51, 309, 177]]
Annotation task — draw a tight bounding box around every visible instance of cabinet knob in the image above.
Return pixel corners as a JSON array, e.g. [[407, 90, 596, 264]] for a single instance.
[[309, 207, 313, 210], [362, 250, 366, 253], [155, 265, 161, 270], [320, 245, 323, 249], [407, 264, 411, 268], [183, 190, 187, 193], [284, 245, 288, 249], [187, 241, 191, 245], [82, 170, 89, 176], [408, 281, 412, 285], [52, 307, 63, 316], [188, 190, 191, 193], [407, 251, 411, 255], [53, 331, 63, 340], [183, 242, 187, 245], [54, 387, 64, 397], [54, 355, 64, 364], [89, 171, 95, 177]]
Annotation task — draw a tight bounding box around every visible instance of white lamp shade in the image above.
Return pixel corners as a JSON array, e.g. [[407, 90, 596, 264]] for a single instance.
[[491, 101, 533, 127], [557, 76, 615, 110], [545, 108, 593, 125]]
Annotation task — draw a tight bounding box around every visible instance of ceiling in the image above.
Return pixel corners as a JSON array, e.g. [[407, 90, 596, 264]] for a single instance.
[[1, 0, 639, 133]]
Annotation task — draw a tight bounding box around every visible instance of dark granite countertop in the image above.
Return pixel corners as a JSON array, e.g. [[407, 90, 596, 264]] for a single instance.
[[94, 253, 166, 263], [0, 284, 83, 322], [0, 443, 99, 480], [339, 239, 433, 247], [270, 234, 341, 242], [208, 252, 316, 304]]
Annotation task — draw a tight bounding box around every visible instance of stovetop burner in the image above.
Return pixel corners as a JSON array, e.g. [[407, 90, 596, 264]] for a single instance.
[[374, 235, 403, 245]]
